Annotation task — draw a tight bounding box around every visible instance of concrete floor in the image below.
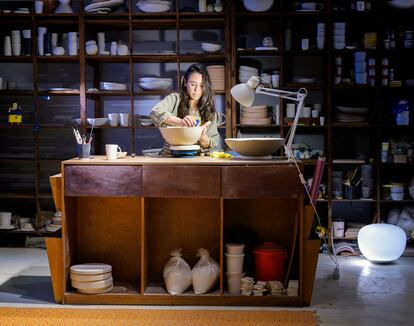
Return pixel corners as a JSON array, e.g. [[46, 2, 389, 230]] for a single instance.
[[0, 248, 413, 325]]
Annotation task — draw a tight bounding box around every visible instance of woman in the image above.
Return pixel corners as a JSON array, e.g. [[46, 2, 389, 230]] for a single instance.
[[150, 63, 219, 155]]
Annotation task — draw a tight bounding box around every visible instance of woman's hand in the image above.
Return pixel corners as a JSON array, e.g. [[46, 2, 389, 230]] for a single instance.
[[198, 122, 211, 148], [180, 115, 196, 127]]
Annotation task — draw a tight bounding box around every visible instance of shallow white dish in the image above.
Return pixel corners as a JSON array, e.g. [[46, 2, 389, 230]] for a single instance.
[[201, 42, 222, 52], [335, 106, 370, 114], [255, 46, 278, 51], [139, 81, 173, 90], [87, 118, 109, 126], [70, 263, 112, 275], [138, 77, 173, 83], [293, 77, 316, 84], [225, 137, 284, 156], [138, 2, 170, 12], [159, 126, 203, 145], [85, 0, 124, 11]]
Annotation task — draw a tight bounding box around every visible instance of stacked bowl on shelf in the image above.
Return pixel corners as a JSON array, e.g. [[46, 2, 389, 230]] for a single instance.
[[70, 263, 113, 294], [225, 243, 245, 295], [240, 105, 272, 125], [46, 211, 62, 232], [206, 65, 225, 91], [239, 65, 258, 83], [99, 82, 128, 91], [136, 0, 172, 13], [138, 77, 173, 91], [333, 22, 346, 50]]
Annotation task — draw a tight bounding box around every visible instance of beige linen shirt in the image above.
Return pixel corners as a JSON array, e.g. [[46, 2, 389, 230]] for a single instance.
[[150, 93, 220, 152]]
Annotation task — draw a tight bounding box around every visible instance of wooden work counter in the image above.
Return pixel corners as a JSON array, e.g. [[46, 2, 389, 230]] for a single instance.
[[46, 156, 319, 306]]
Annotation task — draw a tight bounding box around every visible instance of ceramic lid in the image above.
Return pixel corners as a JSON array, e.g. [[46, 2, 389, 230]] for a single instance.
[[70, 263, 112, 275]]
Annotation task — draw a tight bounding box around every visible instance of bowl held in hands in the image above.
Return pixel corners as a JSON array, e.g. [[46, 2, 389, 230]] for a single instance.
[[159, 126, 203, 145]]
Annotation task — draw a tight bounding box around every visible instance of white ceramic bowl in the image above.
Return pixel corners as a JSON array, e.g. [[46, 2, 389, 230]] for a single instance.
[[159, 126, 203, 145], [201, 42, 222, 52], [225, 137, 284, 156], [87, 118, 108, 126], [242, 0, 274, 12], [225, 243, 245, 255], [391, 192, 404, 201]]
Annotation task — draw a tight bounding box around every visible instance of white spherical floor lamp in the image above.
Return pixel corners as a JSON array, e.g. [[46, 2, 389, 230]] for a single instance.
[[358, 224, 407, 263]]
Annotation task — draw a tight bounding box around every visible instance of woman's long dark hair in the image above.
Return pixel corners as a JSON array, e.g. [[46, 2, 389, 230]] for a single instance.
[[178, 63, 216, 122]]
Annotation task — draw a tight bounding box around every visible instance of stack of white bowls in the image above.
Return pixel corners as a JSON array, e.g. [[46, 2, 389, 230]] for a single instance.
[[239, 65, 258, 83], [390, 184, 405, 201], [136, 0, 172, 13], [316, 23, 325, 50], [138, 77, 173, 91], [207, 65, 225, 91], [240, 105, 272, 125], [70, 263, 113, 294], [99, 82, 128, 91], [225, 243, 245, 295], [68, 32, 78, 56], [333, 22, 346, 50], [11, 30, 21, 56], [37, 27, 47, 55], [46, 211, 62, 232], [354, 51, 367, 84]]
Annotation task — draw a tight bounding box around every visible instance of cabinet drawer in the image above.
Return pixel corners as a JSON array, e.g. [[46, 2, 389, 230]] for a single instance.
[[143, 165, 221, 198], [222, 166, 302, 199], [64, 165, 142, 197]]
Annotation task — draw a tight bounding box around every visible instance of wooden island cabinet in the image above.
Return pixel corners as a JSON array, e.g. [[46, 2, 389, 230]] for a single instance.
[[46, 156, 320, 306]]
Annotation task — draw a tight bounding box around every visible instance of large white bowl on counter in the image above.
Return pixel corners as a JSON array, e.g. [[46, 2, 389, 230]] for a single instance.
[[225, 137, 284, 156], [159, 126, 203, 145]]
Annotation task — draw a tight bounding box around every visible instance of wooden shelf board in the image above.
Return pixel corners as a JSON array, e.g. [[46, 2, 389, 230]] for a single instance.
[[38, 91, 80, 95], [0, 56, 32, 62], [381, 200, 414, 204], [135, 90, 173, 96], [285, 50, 325, 56], [333, 85, 375, 90], [85, 55, 130, 63], [332, 123, 374, 128], [132, 54, 177, 63], [84, 14, 130, 19], [179, 12, 225, 18], [332, 159, 366, 164], [332, 199, 376, 203], [84, 19, 129, 27], [87, 91, 131, 96], [237, 49, 281, 56], [0, 124, 34, 129], [180, 53, 225, 62], [0, 193, 35, 199], [237, 124, 279, 128], [0, 90, 34, 96], [36, 56, 79, 62], [284, 84, 324, 90], [39, 124, 73, 128]]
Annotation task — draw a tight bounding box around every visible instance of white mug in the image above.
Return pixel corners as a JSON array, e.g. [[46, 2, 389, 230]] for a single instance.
[[4, 36, 12, 56], [35, 0, 44, 14], [105, 144, 122, 160], [108, 113, 119, 126], [302, 106, 311, 118], [0, 212, 12, 227], [286, 103, 296, 118], [311, 109, 319, 118], [301, 38, 309, 51], [120, 113, 130, 127], [110, 41, 117, 55], [319, 116, 325, 126]]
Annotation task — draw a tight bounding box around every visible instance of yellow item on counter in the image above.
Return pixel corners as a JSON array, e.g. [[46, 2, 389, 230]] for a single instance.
[[210, 151, 232, 159]]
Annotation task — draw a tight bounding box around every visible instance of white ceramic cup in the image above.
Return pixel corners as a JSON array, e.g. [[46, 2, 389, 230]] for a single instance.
[[271, 74, 279, 88], [286, 103, 296, 118], [110, 41, 117, 55], [105, 144, 122, 160], [317, 36, 325, 49], [356, 1, 365, 11], [333, 221, 345, 238], [4, 36, 12, 56], [35, 0, 44, 14], [301, 38, 309, 50], [311, 109, 319, 118], [302, 106, 311, 118], [319, 116, 325, 126], [108, 113, 120, 126], [120, 113, 129, 127], [0, 212, 12, 227]]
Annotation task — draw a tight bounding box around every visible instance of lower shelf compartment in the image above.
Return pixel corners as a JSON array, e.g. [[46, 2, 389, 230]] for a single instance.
[[64, 282, 301, 306]]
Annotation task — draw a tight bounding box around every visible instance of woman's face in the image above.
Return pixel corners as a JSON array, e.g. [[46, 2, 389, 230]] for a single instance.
[[185, 72, 204, 102]]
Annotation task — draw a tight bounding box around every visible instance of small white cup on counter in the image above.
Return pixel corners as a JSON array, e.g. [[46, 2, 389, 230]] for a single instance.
[[105, 144, 122, 160]]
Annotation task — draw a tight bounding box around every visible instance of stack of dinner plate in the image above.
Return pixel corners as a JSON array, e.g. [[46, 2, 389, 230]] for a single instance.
[[138, 77, 173, 91], [240, 105, 272, 125], [46, 211, 62, 232], [84, 0, 126, 13], [70, 263, 113, 294], [99, 82, 128, 91], [239, 65, 259, 83], [334, 106, 369, 123], [207, 65, 225, 91], [136, 0, 172, 12]]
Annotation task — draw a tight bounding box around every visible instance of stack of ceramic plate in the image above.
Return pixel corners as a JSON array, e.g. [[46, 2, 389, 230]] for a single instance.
[[13, 7, 30, 14], [334, 106, 369, 123], [239, 66, 259, 83], [84, 0, 126, 13], [70, 263, 113, 294], [138, 77, 173, 91], [207, 65, 225, 91], [99, 82, 128, 91], [46, 211, 62, 232], [136, 0, 172, 12], [240, 105, 272, 125], [135, 114, 154, 126]]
